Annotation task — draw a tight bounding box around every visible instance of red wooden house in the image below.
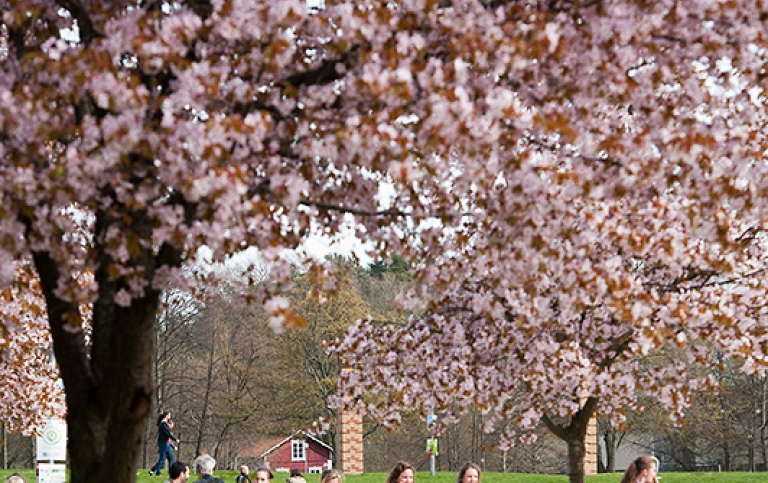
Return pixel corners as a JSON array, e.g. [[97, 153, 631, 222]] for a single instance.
[[260, 430, 334, 474]]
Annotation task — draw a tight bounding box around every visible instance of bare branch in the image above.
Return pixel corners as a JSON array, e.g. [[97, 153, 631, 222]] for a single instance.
[[55, 0, 101, 44], [300, 200, 409, 218]]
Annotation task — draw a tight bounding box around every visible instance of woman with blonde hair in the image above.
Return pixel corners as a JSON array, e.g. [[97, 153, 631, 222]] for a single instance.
[[320, 469, 342, 483], [620, 455, 658, 483]]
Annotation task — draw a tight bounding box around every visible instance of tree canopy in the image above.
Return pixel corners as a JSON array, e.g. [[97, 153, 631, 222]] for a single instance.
[[0, 263, 64, 433], [2, 1, 768, 482]]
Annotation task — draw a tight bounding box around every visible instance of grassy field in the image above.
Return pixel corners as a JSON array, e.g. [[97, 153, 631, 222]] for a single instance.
[[4, 469, 768, 483]]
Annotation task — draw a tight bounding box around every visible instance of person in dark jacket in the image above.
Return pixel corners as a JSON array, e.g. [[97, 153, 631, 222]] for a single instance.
[[236, 465, 252, 483], [150, 411, 179, 476]]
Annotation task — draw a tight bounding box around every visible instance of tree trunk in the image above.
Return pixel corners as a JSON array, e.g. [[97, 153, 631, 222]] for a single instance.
[[598, 417, 622, 473], [761, 377, 767, 470], [543, 396, 598, 483], [31, 206, 176, 483], [195, 320, 217, 456], [64, 305, 154, 482], [566, 436, 586, 483], [723, 437, 731, 471], [38, 260, 157, 482]]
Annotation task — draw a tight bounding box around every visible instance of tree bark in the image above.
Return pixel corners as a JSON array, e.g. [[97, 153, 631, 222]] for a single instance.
[[35, 247, 157, 482], [28, 201, 178, 483], [2, 421, 6, 469], [195, 318, 217, 457], [566, 436, 586, 483], [598, 417, 623, 473], [543, 396, 598, 483]]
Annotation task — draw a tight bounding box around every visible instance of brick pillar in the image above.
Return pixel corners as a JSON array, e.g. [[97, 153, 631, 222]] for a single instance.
[[584, 414, 598, 475], [579, 387, 598, 476], [340, 410, 364, 475]]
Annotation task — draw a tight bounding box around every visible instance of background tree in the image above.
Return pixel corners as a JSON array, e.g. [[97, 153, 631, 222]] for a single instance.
[[141, 286, 202, 467], [279, 267, 371, 461], [597, 415, 628, 474]]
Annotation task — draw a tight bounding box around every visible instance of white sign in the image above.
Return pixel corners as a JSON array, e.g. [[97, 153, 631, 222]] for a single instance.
[[36, 418, 67, 462], [37, 463, 66, 483]]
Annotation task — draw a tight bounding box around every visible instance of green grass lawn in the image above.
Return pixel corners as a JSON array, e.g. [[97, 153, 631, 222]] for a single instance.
[[3, 469, 768, 483]]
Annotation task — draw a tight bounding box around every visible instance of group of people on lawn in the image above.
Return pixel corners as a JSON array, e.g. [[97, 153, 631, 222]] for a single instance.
[[146, 411, 658, 483]]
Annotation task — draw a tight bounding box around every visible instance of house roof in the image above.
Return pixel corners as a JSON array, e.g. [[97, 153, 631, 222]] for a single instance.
[[259, 430, 334, 458], [239, 435, 286, 458]]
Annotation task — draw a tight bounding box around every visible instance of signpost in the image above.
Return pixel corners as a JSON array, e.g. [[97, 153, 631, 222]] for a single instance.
[[36, 418, 67, 483], [37, 464, 66, 483], [427, 413, 438, 476]]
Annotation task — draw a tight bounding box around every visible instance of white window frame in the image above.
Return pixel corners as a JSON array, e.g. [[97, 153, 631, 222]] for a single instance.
[[291, 440, 306, 462]]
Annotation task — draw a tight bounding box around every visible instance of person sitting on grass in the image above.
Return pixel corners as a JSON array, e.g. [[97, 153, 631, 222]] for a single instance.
[[165, 461, 190, 483], [4, 473, 26, 483], [286, 469, 306, 483], [320, 469, 342, 483], [254, 467, 273, 483], [191, 454, 224, 483], [621, 455, 659, 483], [236, 465, 252, 483], [456, 463, 480, 483]]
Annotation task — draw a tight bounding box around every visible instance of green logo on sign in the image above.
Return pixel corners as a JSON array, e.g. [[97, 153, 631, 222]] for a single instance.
[[43, 428, 61, 446]]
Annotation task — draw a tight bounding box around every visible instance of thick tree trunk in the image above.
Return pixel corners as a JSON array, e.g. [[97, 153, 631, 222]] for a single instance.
[[31, 207, 172, 482], [543, 396, 598, 483], [64, 298, 155, 483]]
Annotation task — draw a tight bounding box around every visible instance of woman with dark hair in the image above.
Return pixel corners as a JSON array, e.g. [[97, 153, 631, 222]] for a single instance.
[[620, 455, 658, 483], [286, 469, 306, 483], [149, 411, 178, 477], [254, 467, 274, 483], [456, 463, 480, 483], [386, 461, 414, 483]]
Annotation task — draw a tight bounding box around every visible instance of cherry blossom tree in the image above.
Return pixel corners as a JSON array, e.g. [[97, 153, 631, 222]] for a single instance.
[[0, 262, 65, 434], [1, 1, 385, 481], [3, 1, 768, 482], [323, 2, 768, 483]]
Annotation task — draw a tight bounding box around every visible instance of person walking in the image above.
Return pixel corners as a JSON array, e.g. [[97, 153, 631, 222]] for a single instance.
[[150, 411, 179, 477]]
